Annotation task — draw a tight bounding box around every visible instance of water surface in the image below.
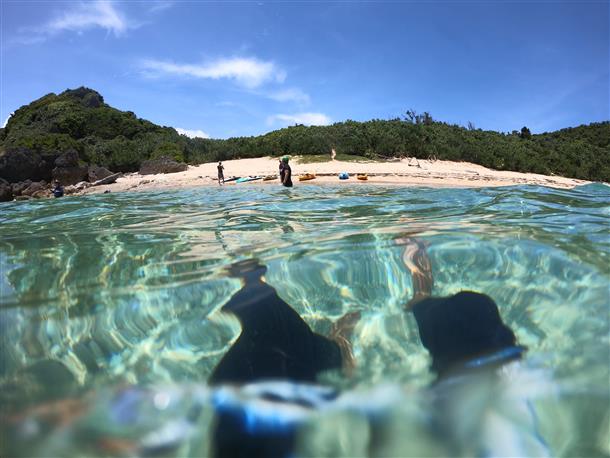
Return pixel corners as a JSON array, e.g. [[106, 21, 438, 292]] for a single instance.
[[1, 184, 608, 456]]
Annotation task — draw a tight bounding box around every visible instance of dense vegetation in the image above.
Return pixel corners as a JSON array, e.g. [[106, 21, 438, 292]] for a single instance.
[[1, 87, 608, 181]]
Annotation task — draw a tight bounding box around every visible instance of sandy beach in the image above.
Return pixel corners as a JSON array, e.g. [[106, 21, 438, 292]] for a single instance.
[[82, 156, 589, 195]]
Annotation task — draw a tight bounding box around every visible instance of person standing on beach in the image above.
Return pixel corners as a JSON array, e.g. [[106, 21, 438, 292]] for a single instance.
[[217, 162, 224, 185], [279, 158, 285, 182], [281, 156, 293, 187]]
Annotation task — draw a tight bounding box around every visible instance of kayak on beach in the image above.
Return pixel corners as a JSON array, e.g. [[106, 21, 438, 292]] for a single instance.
[[236, 176, 263, 183], [299, 173, 316, 181]]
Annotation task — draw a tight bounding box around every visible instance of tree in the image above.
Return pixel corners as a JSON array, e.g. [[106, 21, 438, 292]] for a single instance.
[[520, 126, 532, 139]]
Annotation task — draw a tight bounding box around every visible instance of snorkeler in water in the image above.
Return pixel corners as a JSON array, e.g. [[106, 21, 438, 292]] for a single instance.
[[208, 259, 359, 457], [398, 237, 524, 380], [209, 259, 359, 385], [207, 242, 528, 457], [3, 249, 536, 458]]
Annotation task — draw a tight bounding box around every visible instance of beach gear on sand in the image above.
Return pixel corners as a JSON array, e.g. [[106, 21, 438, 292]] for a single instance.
[[298, 173, 316, 182], [338, 172, 349, 180], [357, 174, 368, 181], [236, 176, 263, 183], [224, 177, 240, 183], [263, 175, 277, 181]]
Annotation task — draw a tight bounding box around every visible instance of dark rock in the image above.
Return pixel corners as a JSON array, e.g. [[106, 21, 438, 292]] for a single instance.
[[31, 189, 50, 199], [0, 148, 43, 183], [22, 181, 47, 196], [140, 156, 188, 175], [14, 195, 31, 201], [88, 164, 114, 182], [92, 172, 121, 186], [52, 165, 88, 185], [11, 180, 32, 196], [0, 178, 12, 202], [54, 150, 80, 168]]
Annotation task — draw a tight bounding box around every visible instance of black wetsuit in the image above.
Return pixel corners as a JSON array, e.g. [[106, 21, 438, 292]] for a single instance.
[[217, 164, 224, 183], [209, 271, 341, 385], [209, 262, 342, 457], [282, 164, 293, 187], [52, 185, 64, 198], [209, 262, 519, 457], [411, 291, 519, 378]]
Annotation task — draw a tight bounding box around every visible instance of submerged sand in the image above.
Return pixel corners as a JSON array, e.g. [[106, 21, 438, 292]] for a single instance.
[[82, 157, 589, 195]]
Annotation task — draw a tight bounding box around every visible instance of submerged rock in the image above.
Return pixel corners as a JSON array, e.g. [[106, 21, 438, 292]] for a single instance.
[[140, 156, 187, 175]]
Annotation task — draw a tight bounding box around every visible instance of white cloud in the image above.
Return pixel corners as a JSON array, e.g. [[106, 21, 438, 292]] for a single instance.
[[140, 57, 285, 88], [267, 88, 310, 105], [44, 0, 130, 36], [148, 1, 175, 13], [175, 128, 210, 139], [267, 112, 332, 127]]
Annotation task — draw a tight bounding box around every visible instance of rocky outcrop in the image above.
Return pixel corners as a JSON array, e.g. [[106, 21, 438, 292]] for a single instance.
[[54, 150, 79, 168], [11, 180, 32, 196], [0, 149, 50, 183], [64, 181, 91, 195], [52, 165, 88, 185], [21, 181, 47, 197], [0, 178, 12, 202], [92, 172, 121, 186], [50, 150, 88, 185], [88, 165, 114, 182], [140, 156, 188, 175]]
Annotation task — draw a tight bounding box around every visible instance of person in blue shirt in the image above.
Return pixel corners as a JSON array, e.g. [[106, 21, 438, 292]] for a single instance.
[[52, 180, 64, 198]]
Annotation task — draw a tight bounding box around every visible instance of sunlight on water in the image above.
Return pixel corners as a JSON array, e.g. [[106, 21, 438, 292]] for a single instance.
[[1, 183, 608, 456]]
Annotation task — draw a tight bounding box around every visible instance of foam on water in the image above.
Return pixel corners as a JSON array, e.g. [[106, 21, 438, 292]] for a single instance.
[[0, 183, 608, 456]]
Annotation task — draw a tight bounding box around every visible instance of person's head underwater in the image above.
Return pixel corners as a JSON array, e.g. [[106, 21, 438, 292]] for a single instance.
[[412, 291, 525, 378]]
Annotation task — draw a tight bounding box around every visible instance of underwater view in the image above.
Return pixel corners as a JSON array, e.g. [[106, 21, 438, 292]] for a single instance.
[[1, 183, 609, 457]]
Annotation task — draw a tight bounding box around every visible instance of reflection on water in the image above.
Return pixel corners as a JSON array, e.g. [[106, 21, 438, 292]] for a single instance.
[[0, 183, 609, 456]]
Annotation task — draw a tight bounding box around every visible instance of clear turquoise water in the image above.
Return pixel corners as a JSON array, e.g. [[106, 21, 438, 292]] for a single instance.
[[1, 183, 609, 456]]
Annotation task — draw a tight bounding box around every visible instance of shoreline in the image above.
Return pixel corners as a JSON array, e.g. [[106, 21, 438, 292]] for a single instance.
[[82, 157, 590, 195]]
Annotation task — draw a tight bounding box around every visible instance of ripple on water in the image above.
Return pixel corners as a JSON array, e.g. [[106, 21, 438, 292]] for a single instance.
[[0, 183, 608, 456]]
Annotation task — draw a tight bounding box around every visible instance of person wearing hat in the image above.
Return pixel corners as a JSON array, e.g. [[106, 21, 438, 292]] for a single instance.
[[280, 156, 293, 187], [52, 180, 64, 198]]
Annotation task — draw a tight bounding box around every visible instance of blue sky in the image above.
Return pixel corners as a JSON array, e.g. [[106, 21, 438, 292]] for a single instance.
[[2, 1, 608, 139]]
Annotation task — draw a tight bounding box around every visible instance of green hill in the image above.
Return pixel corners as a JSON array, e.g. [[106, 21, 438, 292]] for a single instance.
[[1, 87, 608, 182]]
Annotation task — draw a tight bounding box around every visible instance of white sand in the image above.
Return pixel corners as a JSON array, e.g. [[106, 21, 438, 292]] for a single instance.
[[82, 156, 589, 195]]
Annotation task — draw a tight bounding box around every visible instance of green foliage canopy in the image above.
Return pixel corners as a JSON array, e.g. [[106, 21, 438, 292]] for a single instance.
[[2, 87, 608, 182]]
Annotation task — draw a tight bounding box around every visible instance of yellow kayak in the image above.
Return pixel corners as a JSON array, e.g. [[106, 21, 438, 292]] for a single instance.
[[299, 173, 316, 181], [357, 174, 368, 181]]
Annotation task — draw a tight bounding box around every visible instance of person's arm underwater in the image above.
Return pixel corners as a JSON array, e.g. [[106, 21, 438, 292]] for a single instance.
[[397, 237, 434, 310], [328, 311, 361, 376]]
